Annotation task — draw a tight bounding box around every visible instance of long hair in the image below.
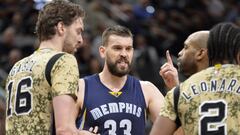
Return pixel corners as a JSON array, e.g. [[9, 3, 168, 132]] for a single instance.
[[35, 0, 85, 42], [208, 22, 240, 66]]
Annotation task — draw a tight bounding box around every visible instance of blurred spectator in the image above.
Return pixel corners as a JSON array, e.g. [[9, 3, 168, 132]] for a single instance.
[[225, 0, 240, 23], [10, 12, 24, 34], [133, 34, 165, 93], [0, 26, 16, 67], [205, 0, 225, 19], [76, 47, 90, 77], [118, 3, 139, 31], [0, 69, 7, 90], [88, 56, 102, 74], [0, 87, 5, 135], [133, 0, 154, 20], [3, 48, 23, 73]]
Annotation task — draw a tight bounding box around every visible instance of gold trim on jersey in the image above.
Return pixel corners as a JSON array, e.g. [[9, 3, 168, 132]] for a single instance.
[[80, 109, 87, 130], [109, 91, 122, 97]]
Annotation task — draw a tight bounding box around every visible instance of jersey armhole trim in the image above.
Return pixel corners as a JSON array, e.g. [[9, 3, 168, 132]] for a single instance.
[[77, 78, 88, 124], [45, 53, 65, 86], [174, 85, 181, 128]]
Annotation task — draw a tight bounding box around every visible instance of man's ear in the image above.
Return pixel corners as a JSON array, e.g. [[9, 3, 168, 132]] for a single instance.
[[195, 48, 207, 61], [56, 21, 65, 36], [99, 45, 106, 58]]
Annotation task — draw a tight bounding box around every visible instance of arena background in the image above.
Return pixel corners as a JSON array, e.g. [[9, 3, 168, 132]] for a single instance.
[[0, 0, 239, 134]]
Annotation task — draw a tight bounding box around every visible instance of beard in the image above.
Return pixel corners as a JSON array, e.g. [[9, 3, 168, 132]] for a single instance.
[[177, 60, 197, 77], [107, 57, 132, 77], [63, 41, 75, 54], [62, 35, 76, 54]]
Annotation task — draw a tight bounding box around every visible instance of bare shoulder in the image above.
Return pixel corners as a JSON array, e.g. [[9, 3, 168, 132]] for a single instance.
[[139, 80, 164, 103], [140, 80, 164, 121], [140, 80, 159, 91], [77, 78, 85, 109], [79, 78, 85, 88]]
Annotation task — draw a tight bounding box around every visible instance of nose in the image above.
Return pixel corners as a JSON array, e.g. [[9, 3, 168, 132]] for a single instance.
[[178, 49, 183, 57], [120, 50, 128, 57], [78, 35, 83, 46]]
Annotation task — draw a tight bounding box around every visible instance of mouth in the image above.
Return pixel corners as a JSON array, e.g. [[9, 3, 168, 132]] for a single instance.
[[118, 61, 128, 67], [76, 43, 82, 48], [177, 59, 181, 66], [117, 59, 129, 67]]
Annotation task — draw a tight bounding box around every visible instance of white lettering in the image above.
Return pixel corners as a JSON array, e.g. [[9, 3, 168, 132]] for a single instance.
[[200, 82, 208, 92], [136, 107, 142, 117], [126, 103, 132, 114], [227, 79, 236, 92], [100, 104, 109, 115], [119, 102, 125, 112], [90, 108, 103, 120], [108, 103, 119, 113], [191, 85, 199, 95]]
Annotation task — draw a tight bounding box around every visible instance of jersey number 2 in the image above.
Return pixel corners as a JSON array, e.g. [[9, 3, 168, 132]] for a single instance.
[[6, 77, 33, 117], [199, 100, 227, 135], [104, 119, 132, 135]]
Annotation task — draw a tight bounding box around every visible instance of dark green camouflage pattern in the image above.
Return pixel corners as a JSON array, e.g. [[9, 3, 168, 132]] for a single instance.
[[6, 49, 79, 135], [160, 64, 240, 135]]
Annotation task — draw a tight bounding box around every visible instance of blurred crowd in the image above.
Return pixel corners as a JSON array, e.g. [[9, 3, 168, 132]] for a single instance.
[[0, 0, 240, 97]]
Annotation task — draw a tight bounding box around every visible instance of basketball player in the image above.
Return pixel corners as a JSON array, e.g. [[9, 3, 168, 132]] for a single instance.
[[75, 25, 164, 135], [160, 31, 209, 90], [150, 22, 240, 135], [160, 31, 209, 135], [5, 0, 85, 134]]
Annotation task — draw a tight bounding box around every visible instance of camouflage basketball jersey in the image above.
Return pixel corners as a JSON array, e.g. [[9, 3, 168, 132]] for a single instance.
[[5, 49, 79, 135], [161, 64, 240, 135]]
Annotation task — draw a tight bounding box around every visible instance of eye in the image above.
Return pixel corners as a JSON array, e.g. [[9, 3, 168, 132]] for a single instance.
[[77, 31, 81, 35], [76, 28, 82, 35], [113, 46, 122, 50], [126, 47, 133, 51]]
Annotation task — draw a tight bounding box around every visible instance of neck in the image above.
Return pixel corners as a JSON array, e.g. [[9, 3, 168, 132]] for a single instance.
[[196, 56, 209, 73], [38, 37, 63, 52], [99, 67, 127, 92], [196, 63, 208, 73]]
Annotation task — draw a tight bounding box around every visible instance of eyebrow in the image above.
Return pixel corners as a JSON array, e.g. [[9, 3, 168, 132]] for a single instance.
[[77, 27, 83, 33], [112, 44, 133, 47]]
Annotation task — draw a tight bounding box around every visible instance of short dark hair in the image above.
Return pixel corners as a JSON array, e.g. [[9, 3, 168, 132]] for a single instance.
[[102, 25, 133, 46], [35, 0, 85, 41], [208, 22, 240, 66]]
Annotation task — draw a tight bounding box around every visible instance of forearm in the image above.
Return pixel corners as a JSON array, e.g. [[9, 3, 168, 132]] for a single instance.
[[53, 95, 78, 135], [150, 116, 176, 135]]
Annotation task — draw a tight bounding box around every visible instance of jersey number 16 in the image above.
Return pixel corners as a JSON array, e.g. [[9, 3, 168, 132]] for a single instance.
[[6, 77, 33, 117]]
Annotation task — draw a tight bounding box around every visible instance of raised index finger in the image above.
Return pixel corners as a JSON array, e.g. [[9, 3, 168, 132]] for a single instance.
[[166, 50, 173, 66]]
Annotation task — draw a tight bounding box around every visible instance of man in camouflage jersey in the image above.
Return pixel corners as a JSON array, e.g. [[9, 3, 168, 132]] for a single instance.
[[160, 31, 209, 135], [5, 0, 85, 134], [150, 23, 240, 135]]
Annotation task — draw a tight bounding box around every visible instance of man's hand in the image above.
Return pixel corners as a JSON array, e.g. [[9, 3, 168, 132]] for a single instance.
[[78, 126, 100, 135], [159, 50, 179, 90]]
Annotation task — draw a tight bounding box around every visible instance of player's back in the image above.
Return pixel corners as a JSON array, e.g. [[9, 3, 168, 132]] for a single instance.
[[178, 64, 240, 135], [77, 74, 147, 135], [6, 49, 65, 135]]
